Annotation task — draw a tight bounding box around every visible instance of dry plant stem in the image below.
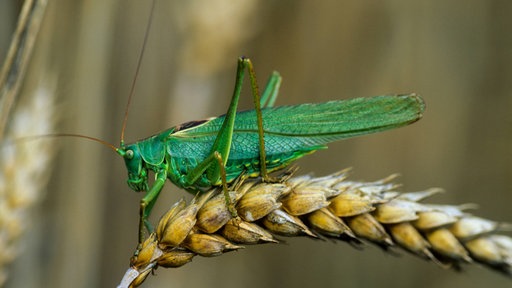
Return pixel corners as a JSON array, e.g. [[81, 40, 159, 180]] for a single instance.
[[120, 169, 512, 287], [0, 0, 48, 140], [0, 0, 51, 285]]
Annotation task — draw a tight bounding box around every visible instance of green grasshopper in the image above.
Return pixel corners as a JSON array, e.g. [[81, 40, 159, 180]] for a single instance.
[[115, 57, 425, 245], [37, 3, 424, 248]]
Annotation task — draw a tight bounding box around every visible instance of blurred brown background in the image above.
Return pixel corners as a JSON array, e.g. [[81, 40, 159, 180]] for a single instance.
[[1, 0, 512, 287]]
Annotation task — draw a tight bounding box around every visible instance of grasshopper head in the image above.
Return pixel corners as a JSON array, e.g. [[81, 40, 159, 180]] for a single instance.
[[118, 143, 148, 192]]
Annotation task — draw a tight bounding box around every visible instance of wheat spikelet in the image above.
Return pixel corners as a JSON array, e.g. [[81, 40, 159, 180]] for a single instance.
[[0, 82, 55, 285], [118, 169, 512, 287]]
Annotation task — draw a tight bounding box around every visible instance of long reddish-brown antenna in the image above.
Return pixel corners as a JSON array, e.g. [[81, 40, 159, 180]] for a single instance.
[[120, 0, 156, 147], [15, 133, 118, 152]]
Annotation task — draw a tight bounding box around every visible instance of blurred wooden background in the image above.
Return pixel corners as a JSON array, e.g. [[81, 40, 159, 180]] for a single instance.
[[1, 0, 511, 287]]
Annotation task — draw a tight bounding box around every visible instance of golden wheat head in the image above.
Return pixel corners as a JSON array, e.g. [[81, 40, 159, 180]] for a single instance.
[[117, 168, 512, 287]]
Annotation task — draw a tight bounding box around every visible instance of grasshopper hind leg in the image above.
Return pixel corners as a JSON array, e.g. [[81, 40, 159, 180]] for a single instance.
[[260, 71, 282, 108], [183, 58, 283, 217], [243, 57, 277, 183]]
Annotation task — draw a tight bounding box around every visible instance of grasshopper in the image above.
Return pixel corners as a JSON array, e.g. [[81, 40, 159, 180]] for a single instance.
[[38, 2, 425, 248], [116, 55, 425, 245]]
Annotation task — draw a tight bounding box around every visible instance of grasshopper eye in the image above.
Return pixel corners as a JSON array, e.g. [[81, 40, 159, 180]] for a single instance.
[[126, 149, 134, 159]]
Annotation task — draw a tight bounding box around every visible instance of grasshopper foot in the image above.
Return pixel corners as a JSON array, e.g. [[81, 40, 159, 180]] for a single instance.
[[262, 166, 298, 183]]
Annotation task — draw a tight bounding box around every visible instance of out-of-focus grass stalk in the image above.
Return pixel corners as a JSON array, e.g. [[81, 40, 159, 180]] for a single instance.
[[0, 0, 51, 285]]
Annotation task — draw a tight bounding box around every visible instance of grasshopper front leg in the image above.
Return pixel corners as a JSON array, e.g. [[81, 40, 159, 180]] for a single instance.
[[138, 170, 167, 245]]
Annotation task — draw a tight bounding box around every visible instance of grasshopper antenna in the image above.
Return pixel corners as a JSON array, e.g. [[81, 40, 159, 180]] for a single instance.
[[12, 2, 156, 156], [13, 133, 118, 152], [120, 0, 156, 148]]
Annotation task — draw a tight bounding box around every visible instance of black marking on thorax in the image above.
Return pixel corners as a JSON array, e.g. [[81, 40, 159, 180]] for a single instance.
[[174, 119, 209, 132]]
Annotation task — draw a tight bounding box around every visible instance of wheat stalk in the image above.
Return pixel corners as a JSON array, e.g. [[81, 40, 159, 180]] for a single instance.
[[118, 168, 512, 287]]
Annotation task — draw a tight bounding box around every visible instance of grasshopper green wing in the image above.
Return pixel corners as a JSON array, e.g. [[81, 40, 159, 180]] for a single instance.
[[168, 94, 424, 161]]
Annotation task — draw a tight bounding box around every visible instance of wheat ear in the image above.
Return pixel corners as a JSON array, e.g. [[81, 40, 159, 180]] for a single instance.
[[118, 168, 512, 288]]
